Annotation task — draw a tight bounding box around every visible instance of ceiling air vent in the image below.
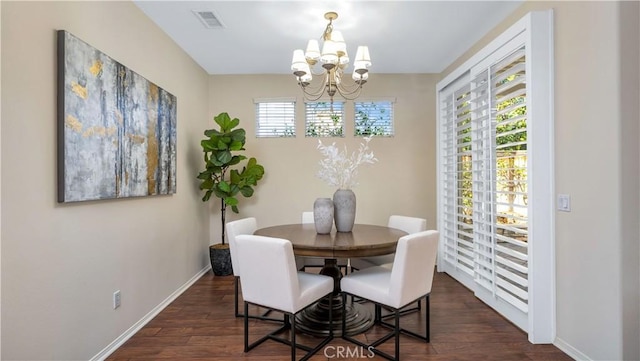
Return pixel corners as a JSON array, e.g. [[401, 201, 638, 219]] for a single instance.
[[192, 10, 225, 29]]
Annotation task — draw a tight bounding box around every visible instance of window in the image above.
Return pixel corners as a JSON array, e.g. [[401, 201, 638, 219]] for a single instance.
[[354, 101, 394, 136], [305, 101, 344, 137], [254, 99, 295, 138], [437, 11, 553, 342]]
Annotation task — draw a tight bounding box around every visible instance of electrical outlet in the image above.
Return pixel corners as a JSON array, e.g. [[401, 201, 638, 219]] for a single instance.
[[113, 290, 121, 309]]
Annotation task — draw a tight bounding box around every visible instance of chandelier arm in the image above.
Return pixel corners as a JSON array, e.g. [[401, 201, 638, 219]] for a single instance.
[[334, 83, 364, 101], [299, 75, 329, 101], [300, 87, 329, 102], [334, 79, 365, 94]]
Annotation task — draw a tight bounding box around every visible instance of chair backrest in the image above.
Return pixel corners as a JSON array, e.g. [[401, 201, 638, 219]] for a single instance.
[[388, 215, 427, 234], [234, 234, 300, 312], [388, 230, 439, 308], [225, 217, 258, 277], [302, 211, 314, 224]]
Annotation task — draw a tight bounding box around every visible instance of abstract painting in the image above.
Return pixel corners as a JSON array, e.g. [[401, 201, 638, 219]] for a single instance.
[[57, 30, 177, 202]]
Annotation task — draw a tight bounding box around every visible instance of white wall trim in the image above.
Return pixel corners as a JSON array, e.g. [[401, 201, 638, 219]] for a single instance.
[[90, 266, 212, 361], [554, 337, 592, 361], [525, 9, 556, 344]]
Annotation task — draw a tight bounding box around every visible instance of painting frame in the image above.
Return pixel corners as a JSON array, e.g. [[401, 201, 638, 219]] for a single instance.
[[57, 30, 177, 203]]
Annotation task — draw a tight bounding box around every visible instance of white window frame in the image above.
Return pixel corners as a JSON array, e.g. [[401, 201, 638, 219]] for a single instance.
[[354, 98, 395, 137], [254, 98, 296, 138], [304, 100, 345, 138], [436, 10, 554, 343]]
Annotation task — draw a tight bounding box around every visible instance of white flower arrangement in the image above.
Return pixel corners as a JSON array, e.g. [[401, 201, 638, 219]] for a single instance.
[[316, 137, 378, 190]]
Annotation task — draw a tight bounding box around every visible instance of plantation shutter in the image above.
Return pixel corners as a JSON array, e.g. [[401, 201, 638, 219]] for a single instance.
[[440, 78, 475, 277], [254, 99, 296, 138], [439, 45, 530, 324], [437, 11, 553, 341], [305, 101, 345, 137], [470, 68, 496, 293], [354, 101, 394, 136], [489, 47, 529, 312]]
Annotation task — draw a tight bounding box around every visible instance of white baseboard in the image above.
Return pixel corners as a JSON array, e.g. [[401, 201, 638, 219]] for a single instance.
[[554, 337, 590, 361], [90, 265, 212, 361]]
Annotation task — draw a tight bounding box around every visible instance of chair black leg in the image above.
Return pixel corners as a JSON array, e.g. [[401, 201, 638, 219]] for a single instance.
[[235, 276, 240, 318], [291, 313, 296, 361], [425, 295, 430, 342], [395, 309, 400, 361], [243, 301, 249, 352]]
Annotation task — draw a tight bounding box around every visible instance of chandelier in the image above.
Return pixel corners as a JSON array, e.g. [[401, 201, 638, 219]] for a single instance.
[[290, 11, 371, 103]]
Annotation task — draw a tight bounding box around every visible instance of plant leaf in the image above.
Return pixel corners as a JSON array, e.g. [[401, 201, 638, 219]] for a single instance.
[[214, 112, 231, 130], [240, 186, 254, 197], [218, 180, 231, 193]]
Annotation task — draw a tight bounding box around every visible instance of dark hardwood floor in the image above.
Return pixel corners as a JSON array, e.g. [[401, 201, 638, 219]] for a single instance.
[[106, 270, 572, 360]]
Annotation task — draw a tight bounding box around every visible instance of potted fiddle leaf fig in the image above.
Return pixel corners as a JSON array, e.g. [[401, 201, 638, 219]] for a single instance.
[[198, 112, 265, 276]]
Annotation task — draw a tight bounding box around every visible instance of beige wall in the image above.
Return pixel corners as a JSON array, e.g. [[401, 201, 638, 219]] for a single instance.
[[442, 1, 639, 360], [1, 1, 210, 360], [207, 74, 438, 239]]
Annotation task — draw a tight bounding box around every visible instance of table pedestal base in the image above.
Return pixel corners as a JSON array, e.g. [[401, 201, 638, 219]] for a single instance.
[[295, 297, 372, 336], [295, 258, 373, 336]]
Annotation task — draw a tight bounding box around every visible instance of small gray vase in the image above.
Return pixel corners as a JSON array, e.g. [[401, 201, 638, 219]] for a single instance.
[[333, 189, 356, 232], [313, 198, 334, 234]]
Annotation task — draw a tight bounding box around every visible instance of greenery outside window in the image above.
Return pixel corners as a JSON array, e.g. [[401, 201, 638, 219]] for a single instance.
[[254, 99, 295, 137], [305, 101, 344, 137], [354, 100, 394, 136]]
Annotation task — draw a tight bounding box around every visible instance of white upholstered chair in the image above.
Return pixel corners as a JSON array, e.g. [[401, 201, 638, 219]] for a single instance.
[[340, 230, 439, 361], [350, 215, 427, 270], [226, 217, 279, 321], [235, 234, 334, 361], [350, 215, 427, 316]]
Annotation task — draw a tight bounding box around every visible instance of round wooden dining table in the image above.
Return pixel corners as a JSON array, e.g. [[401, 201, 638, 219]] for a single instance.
[[254, 223, 407, 336]]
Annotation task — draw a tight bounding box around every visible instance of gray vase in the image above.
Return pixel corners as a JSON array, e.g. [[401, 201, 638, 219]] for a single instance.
[[333, 189, 356, 232], [313, 198, 334, 234]]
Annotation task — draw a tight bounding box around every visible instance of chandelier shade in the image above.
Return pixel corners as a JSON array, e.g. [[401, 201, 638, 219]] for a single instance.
[[291, 11, 371, 103]]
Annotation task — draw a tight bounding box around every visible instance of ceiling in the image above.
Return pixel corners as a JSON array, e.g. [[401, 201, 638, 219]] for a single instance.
[[134, 1, 523, 75]]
